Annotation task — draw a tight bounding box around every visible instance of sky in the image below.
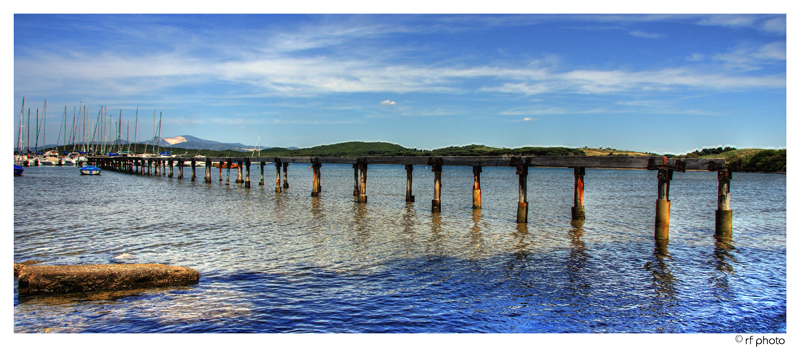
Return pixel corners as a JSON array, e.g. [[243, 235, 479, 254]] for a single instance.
[[11, 10, 788, 154]]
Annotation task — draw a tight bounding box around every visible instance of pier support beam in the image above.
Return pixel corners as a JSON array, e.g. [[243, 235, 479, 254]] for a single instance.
[[655, 168, 673, 240], [572, 167, 585, 220], [405, 164, 415, 202], [244, 160, 251, 188], [715, 168, 733, 238], [275, 161, 282, 192], [472, 166, 482, 209], [168, 159, 174, 178], [311, 159, 321, 197], [226, 160, 231, 185], [154, 160, 159, 176], [259, 162, 265, 186], [353, 164, 360, 196], [282, 162, 289, 188], [431, 158, 443, 213], [236, 161, 244, 184], [205, 160, 211, 183], [356, 158, 368, 203], [218, 163, 223, 182], [516, 163, 529, 223], [178, 161, 184, 180], [191, 160, 196, 181]]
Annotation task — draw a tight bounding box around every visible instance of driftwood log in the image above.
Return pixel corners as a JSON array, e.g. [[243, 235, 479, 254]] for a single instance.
[[16, 264, 199, 295]]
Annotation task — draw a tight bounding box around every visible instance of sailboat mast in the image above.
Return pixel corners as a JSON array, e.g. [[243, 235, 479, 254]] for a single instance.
[[117, 109, 122, 153], [17, 97, 25, 152], [35, 109, 39, 153], [156, 111, 162, 155], [71, 106, 77, 153], [133, 108, 138, 154], [27, 109, 31, 153], [43, 100, 46, 153]]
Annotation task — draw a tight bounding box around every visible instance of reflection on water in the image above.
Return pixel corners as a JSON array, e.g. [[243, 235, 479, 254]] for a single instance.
[[13, 165, 786, 333]]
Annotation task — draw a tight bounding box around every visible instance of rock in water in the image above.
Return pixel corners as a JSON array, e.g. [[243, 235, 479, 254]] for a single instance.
[[17, 264, 199, 295]]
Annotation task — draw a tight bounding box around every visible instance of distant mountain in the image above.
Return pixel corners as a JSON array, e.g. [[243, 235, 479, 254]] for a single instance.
[[144, 135, 259, 151]]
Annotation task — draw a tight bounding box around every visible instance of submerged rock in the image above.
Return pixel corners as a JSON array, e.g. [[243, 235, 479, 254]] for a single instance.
[[17, 264, 199, 295]]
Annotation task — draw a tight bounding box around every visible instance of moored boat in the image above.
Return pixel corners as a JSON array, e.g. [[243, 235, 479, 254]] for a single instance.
[[80, 165, 101, 175], [14, 165, 24, 176]]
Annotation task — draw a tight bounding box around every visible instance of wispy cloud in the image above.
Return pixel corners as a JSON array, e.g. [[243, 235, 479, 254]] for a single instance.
[[629, 30, 664, 39], [380, 100, 396, 106]]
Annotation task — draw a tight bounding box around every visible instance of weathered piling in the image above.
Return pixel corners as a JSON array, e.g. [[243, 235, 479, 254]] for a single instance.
[[353, 164, 360, 196], [178, 160, 184, 180], [259, 162, 265, 186], [226, 159, 231, 185], [572, 167, 585, 220], [716, 168, 733, 238], [218, 163, 223, 182], [275, 161, 282, 192], [515, 159, 529, 223], [472, 166, 482, 209], [356, 158, 368, 203], [311, 159, 321, 197], [655, 168, 673, 240], [236, 160, 244, 184], [648, 157, 686, 241], [17, 264, 199, 295], [168, 159, 174, 178], [282, 162, 289, 188], [244, 160, 251, 188], [405, 164, 415, 202], [431, 158, 443, 213], [205, 159, 212, 183], [191, 160, 196, 181]]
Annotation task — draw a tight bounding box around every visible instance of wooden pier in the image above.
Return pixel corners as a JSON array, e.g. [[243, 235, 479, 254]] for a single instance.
[[88, 155, 732, 240]]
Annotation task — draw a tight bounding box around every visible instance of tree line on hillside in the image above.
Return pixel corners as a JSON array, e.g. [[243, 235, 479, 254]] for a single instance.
[[684, 147, 737, 158], [726, 149, 786, 173]]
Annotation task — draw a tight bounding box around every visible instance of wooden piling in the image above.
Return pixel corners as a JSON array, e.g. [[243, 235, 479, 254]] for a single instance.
[[259, 162, 265, 186], [218, 163, 223, 182], [275, 161, 282, 192], [353, 164, 360, 196], [236, 161, 244, 184], [715, 168, 732, 238], [472, 166, 482, 209], [167, 159, 173, 178], [357, 158, 368, 203], [572, 167, 585, 220], [205, 159, 211, 183], [516, 163, 529, 223], [226, 159, 231, 185], [311, 159, 321, 197], [282, 162, 289, 188], [431, 158, 442, 213], [191, 160, 196, 181], [178, 160, 184, 180], [244, 160, 251, 188], [405, 164, 415, 202], [655, 168, 672, 240]]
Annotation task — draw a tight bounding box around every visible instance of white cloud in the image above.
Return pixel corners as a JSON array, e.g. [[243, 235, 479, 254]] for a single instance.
[[686, 53, 704, 62], [522, 117, 535, 121], [629, 30, 664, 39], [380, 100, 396, 106]]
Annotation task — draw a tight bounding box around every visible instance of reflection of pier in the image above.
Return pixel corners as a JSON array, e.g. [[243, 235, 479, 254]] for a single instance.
[[88, 155, 733, 240]]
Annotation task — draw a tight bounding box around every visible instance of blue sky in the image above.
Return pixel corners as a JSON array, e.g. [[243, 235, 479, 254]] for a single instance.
[[12, 12, 787, 154]]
